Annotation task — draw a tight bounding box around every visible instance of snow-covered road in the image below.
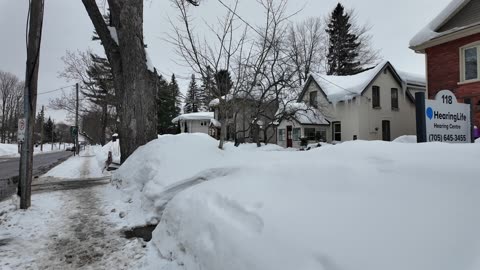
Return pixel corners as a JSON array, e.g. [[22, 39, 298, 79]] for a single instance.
[[0, 147, 147, 269]]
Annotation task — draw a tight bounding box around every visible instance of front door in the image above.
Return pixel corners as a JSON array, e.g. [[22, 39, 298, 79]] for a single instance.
[[382, 120, 391, 141], [286, 126, 293, 148]]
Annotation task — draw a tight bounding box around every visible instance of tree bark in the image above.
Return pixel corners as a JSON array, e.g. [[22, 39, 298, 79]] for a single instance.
[[82, 0, 158, 162]]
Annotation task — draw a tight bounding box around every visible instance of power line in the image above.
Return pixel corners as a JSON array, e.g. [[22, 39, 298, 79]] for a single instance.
[[216, 0, 264, 37], [37, 84, 76, 96]]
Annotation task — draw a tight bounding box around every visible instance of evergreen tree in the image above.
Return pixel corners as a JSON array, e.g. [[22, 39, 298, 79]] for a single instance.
[[214, 69, 233, 97], [184, 74, 200, 113], [43, 117, 55, 143], [83, 53, 116, 145], [199, 67, 215, 111], [325, 3, 361, 76], [34, 110, 45, 143], [156, 74, 181, 134]]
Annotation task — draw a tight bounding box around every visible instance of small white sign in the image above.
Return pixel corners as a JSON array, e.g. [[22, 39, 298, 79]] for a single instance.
[[425, 90, 471, 143], [17, 118, 26, 142]]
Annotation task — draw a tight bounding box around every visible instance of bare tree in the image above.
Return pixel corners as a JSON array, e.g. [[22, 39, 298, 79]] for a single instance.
[[286, 17, 326, 87], [0, 71, 20, 143]]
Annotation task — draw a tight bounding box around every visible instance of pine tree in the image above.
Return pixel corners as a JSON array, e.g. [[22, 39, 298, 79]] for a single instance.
[[156, 74, 181, 134], [325, 3, 361, 76], [43, 117, 55, 143], [199, 67, 215, 111], [34, 110, 45, 143], [184, 74, 200, 113], [214, 70, 233, 97]]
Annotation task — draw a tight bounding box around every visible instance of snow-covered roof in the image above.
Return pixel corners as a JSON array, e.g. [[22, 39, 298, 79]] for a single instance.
[[210, 118, 221, 128], [410, 0, 476, 49], [172, 112, 214, 123], [276, 102, 329, 125], [309, 60, 391, 103], [397, 71, 426, 87]]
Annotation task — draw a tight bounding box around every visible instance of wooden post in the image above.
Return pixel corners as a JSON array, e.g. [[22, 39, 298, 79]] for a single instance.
[[75, 83, 80, 155], [20, 0, 45, 209], [40, 105, 44, 151]]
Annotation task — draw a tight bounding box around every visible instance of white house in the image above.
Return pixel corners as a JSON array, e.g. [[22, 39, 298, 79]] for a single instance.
[[276, 61, 426, 148], [172, 112, 214, 135]]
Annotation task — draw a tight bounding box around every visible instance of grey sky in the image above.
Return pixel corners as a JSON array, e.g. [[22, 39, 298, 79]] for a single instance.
[[0, 0, 450, 123]]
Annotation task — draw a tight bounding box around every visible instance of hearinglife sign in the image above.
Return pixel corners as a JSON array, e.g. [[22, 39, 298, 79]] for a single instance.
[[415, 90, 473, 143]]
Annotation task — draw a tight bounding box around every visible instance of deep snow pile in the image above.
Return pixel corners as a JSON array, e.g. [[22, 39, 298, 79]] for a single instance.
[[476, 138, 479, 143], [114, 134, 480, 270]]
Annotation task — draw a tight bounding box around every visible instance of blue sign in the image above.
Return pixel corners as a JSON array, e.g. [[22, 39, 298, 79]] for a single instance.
[[426, 107, 433, 120]]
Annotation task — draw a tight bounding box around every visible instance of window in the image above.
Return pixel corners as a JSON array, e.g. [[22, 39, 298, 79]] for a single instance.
[[372, 86, 380, 108], [292, 128, 301, 141], [391, 88, 399, 110], [309, 91, 318, 108], [462, 45, 479, 81], [333, 122, 341, 141], [304, 128, 316, 140], [316, 129, 327, 142], [278, 129, 285, 141]]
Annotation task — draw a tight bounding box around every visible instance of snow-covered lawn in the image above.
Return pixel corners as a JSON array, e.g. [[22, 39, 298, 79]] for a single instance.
[[0, 143, 73, 157], [112, 134, 480, 270]]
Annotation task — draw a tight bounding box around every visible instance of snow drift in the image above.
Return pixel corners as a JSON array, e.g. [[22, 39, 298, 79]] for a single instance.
[[114, 134, 480, 270]]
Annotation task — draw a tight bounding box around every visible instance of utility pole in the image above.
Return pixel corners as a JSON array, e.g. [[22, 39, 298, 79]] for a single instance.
[[40, 105, 44, 151], [75, 83, 79, 155], [51, 119, 54, 151], [19, 0, 45, 209]]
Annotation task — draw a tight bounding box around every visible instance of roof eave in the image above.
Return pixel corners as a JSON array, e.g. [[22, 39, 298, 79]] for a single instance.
[[410, 23, 480, 53]]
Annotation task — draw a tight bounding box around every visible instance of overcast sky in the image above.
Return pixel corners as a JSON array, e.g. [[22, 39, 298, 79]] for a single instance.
[[0, 0, 451, 123]]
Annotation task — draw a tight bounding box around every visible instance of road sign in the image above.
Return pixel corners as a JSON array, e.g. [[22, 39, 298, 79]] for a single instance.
[[17, 118, 26, 142], [424, 90, 471, 143], [70, 126, 78, 138]]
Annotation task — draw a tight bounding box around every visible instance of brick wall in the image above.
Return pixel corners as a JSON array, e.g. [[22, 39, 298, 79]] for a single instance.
[[426, 33, 480, 127]]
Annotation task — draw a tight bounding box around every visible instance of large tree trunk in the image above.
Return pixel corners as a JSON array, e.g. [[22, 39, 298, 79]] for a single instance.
[[82, 0, 157, 163]]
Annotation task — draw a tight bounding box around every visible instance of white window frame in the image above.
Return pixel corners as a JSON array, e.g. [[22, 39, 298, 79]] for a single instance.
[[460, 42, 480, 83], [278, 129, 285, 141], [292, 128, 301, 141]]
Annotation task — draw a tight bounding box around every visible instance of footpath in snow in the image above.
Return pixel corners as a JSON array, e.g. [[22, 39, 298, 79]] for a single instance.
[[0, 146, 146, 270]]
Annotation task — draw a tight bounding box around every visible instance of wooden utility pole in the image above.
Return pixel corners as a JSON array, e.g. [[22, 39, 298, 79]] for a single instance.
[[40, 105, 44, 151], [75, 83, 79, 155], [20, 0, 45, 209]]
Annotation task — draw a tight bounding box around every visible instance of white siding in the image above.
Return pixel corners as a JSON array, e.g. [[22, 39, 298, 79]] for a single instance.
[[179, 120, 210, 134], [296, 68, 419, 143]]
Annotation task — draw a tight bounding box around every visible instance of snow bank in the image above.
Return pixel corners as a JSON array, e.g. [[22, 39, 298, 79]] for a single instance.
[[113, 134, 225, 224], [393, 135, 417, 143], [476, 138, 480, 143], [150, 139, 480, 270], [0, 143, 72, 157], [0, 143, 19, 157]]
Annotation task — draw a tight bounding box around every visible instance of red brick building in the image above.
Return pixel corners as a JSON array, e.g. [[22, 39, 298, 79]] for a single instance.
[[410, 0, 480, 127]]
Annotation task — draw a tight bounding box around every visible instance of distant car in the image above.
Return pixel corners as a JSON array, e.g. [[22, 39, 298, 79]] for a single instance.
[[66, 146, 76, 152]]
